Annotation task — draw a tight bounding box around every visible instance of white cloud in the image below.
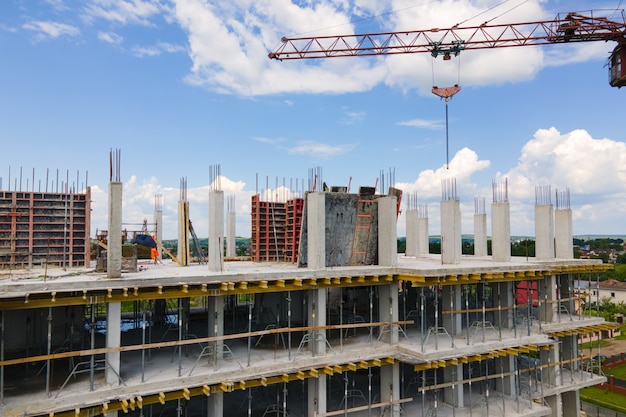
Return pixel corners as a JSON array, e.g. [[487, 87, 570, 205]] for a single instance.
[[397, 118, 443, 130], [131, 41, 185, 57], [286, 141, 356, 158], [502, 127, 626, 199], [166, 0, 617, 96], [90, 174, 255, 240], [22, 20, 80, 40], [253, 136, 284, 144], [98, 31, 123, 44], [84, 0, 164, 26], [340, 110, 365, 125], [395, 147, 490, 199]]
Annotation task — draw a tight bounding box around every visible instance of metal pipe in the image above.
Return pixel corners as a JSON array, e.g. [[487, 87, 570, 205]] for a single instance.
[[1, 310, 4, 403], [465, 285, 470, 345], [288, 291, 292, 360], [178, 298, 183, 376], [142, 300, 146, 382], [46, 307, 52, 397], [247, 296, 252, 366], [420, 287, 425, 352], [90, 302, 95, 390]]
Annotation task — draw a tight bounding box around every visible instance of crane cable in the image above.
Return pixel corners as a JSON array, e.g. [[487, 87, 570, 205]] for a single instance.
[[431, 52, 461, 170]]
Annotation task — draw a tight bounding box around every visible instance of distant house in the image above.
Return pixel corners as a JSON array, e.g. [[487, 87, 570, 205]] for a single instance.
[[597, 279, 626, 304]]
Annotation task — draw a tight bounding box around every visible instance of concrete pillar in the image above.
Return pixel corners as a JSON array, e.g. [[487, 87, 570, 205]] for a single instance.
[[208, 296, 224, 360], [535, 204, 554, 260], [493, 282, 514, 329], [107, 181, 122, 278], [545, 393, 562, 417], [491, 202, 510, 262], [226, 211, 236, 258], [417, 217, 429, 255], [379, 284, 399, 344], [555, 208, 573, 259], [495, 355, 516, 396], [208, 392, 224, 417], [405, 210, 417, 256], [440, 200, 461, 264], [561, 390, 580, 417], [562, 334, 579, 371], [105, 302, 121, 385], [539, 275, 558, 322], [154, 204, 163, 261], [380, 363, 401, 417], [308, 289, 326, 355], [444, 364, 464, 407], [541, 345, 560, 387], [307, 375, 327, 417], [177, 200, 190, 266], [378, 196, 397, 267], [209, 190, 224, 272], [442, 285, 462, 336], [307, 192, 326, 269], [473, 213, 488, 257]]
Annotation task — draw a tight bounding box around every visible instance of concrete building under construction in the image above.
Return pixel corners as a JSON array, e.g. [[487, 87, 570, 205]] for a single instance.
[[0, 165, 614, 417]]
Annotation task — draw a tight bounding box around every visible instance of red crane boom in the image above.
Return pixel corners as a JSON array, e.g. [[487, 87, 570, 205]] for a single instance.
[[269, 10, 626, 61]]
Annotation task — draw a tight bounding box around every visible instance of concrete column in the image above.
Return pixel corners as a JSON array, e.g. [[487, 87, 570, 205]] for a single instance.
[[440, 200, 461, 264], [444, 364, 464, 407], [208, 392, 224, 417], [562, 334, 579, 371], [493, 282, 514, 329], [442, 285, 462, 336], [107, 181, 122, 278], [307, 192, 326, 269], [491, 202, 510, 262], [208, 296, 224, 360], [226, 211, 236, 258], [539, 275, 558, 322], [541, 345, 560, 387], [417, 217, 429, 255], [545, 393, 562, 417], [379, 284, 399, 344], [154, 205, 163, 260], [177, 200, 189, 266], [561, 390, 580, 417], [495, 355, 516, 396], [308, 289, 326, 355], [307, 375, 327, 417], [105, 302, 121, 385], [535, 204, 554, 260], [378, 196, 397, 267], [405, 210, 417, 256], [380, 363, 401, 417], [209, 190, 224, 272], [473, 213, 488, 257], [555, 208, 573, 259]]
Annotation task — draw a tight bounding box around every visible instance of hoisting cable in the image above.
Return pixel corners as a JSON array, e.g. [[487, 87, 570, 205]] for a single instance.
[[431, 45, 462, 169]]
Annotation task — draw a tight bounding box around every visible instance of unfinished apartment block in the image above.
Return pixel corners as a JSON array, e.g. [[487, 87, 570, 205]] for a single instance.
[[0, 183, 614, 417], [0, 187, 91, 269]]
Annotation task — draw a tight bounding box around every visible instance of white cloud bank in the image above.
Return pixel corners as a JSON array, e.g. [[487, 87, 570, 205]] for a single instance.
[[89, 128, 626, 238], [166, 0, 615, 96]]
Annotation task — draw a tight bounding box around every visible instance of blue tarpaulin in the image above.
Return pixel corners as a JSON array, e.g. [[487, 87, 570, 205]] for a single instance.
[[131, 234, 157, 248]]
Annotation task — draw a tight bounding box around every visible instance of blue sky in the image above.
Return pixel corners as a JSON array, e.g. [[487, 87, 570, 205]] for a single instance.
[[1, 0, 625, 240]]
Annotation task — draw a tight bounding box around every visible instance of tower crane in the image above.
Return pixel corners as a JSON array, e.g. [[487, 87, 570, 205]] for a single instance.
[[268, 10, 626, 87], [269, 10, 626, 167]]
